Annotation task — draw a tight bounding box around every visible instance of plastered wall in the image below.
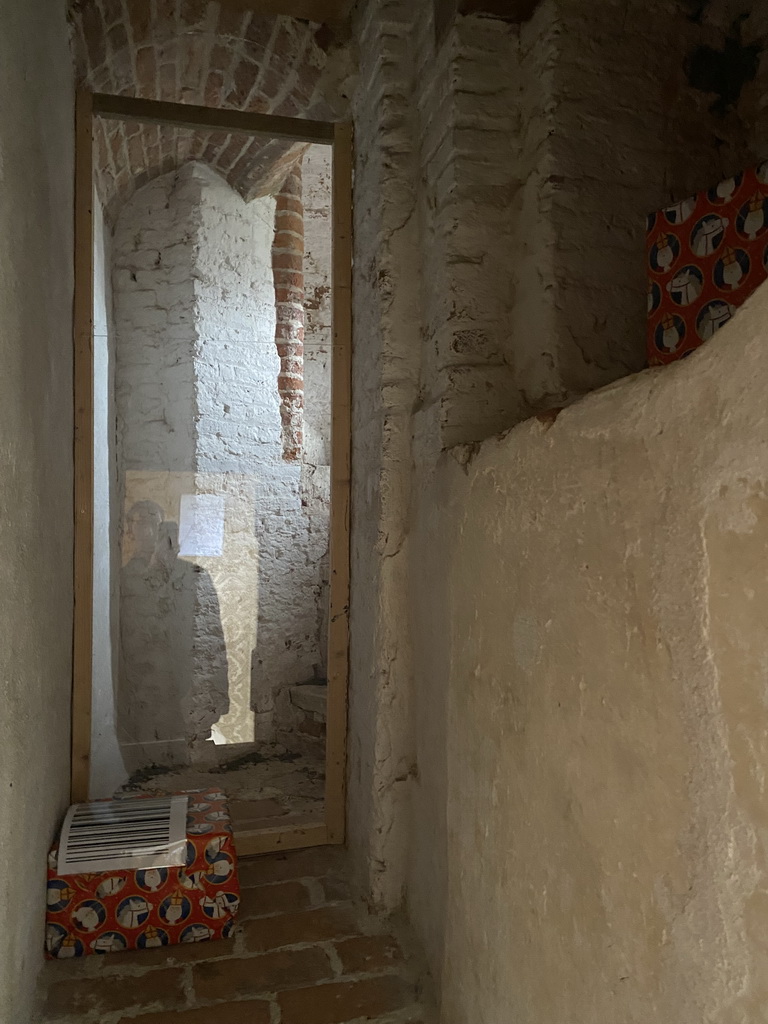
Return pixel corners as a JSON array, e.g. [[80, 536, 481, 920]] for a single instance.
[[413, 283, 768, 1024], [302, 145, 333, 469], [348, 0, 422, 911], [0, 0, 73, 1018], [416, 8, 524, 444], [111, 160, 330, 769], [347, 0, 768, 1018]]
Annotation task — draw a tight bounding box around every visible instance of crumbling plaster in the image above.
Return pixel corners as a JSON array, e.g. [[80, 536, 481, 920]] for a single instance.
[[0, 0, 74, 1018], [346, 0, 768, 1018], [347, 0, 422, 912], [357, 0, 768, 450], [302, 145, 333, 469]]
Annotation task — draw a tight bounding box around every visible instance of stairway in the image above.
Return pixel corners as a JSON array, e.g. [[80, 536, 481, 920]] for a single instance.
[[40, 846, 432, 1024]]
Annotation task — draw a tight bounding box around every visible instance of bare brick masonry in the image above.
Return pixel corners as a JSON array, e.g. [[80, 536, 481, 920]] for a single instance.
[[41, 847, 431, 1023], [69, 0, 333, 218], [273, 164, 306, 462]]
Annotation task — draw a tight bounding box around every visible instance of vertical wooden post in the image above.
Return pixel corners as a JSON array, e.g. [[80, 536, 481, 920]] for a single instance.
[[325, 123, 353, 844], [68, 94, 352, 844], [71, 90, 95, 804]]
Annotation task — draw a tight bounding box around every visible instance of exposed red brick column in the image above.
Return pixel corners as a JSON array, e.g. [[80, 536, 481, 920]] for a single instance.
[[272, 164, 305, 462]]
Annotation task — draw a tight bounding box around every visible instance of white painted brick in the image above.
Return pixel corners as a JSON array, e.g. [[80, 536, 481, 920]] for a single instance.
[[112, 158, 331, 762]]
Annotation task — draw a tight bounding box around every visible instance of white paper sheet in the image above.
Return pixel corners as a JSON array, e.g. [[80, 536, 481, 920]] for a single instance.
[[178, 493, 225, 557]]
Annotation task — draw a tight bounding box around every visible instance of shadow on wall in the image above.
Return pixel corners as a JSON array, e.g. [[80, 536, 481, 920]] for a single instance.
[[118, 500, 229, 772]]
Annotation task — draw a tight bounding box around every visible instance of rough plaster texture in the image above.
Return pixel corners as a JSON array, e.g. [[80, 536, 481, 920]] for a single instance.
[[410, 285, 768, 1024], [111, 163, 330, 771], [0, 0, 73, 1019], [347, 0, 423, 913], [345, 0, 768, 1018], [302, 145, 333, 469], [416, 8, 524, 445]]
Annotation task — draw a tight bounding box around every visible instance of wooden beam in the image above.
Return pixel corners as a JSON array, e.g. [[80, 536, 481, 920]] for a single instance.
[[71, 90, 95, 804], [92, 93, 335, 145], [236, 822, 328, 857], [324, 121, 353, 846]]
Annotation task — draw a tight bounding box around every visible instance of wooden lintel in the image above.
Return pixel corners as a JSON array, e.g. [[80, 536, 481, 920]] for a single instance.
[[92, 94, 336, 145]]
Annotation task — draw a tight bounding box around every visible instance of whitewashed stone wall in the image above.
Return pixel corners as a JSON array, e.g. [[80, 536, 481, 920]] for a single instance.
[[113, 166, 201, 770], [112, 162, 330, 769], [0, 3, 73, 1017], [289, 144, 332, 719], [302, 145, 333, 468], [348, 0, 422, 913]]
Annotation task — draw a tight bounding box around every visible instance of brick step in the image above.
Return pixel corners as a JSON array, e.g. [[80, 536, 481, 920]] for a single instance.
[[42, 848, 431, 1024]]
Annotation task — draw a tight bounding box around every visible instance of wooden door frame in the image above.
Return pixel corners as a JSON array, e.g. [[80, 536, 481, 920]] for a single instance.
[[72, 90, 352, 857]]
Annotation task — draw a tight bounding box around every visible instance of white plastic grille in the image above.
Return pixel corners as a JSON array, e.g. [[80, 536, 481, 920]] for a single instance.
[[56, 795, 188, 875]]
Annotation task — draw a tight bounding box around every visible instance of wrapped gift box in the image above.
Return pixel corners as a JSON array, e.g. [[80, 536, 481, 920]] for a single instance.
[[647, 163, 768, 366], [45, 789, 239, 958]]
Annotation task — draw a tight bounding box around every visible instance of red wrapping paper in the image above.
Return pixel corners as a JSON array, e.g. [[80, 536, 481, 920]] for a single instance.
[[647, 163, 768, 366], [45, 789, 239, 958]]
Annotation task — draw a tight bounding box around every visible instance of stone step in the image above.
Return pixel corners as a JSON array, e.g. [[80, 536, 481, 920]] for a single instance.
[[288, 683, 327, 720]]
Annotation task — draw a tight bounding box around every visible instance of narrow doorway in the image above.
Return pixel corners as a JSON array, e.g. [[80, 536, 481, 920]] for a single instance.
[[74, 95, 351, 854]]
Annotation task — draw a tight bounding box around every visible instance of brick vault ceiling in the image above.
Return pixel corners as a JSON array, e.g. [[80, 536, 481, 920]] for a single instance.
[[69, 0, 343, 219]]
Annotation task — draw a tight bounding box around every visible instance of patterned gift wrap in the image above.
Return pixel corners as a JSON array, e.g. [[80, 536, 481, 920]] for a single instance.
[[647, 163, 768, 366], [45, 789, 239, 959]]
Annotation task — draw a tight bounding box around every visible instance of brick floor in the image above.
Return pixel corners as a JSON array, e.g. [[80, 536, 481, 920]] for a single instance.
[[39, 847, 431, 1024]]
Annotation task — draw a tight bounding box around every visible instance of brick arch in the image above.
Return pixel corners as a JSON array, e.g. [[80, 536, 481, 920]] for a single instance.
[[68, 0, 334, 217]]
